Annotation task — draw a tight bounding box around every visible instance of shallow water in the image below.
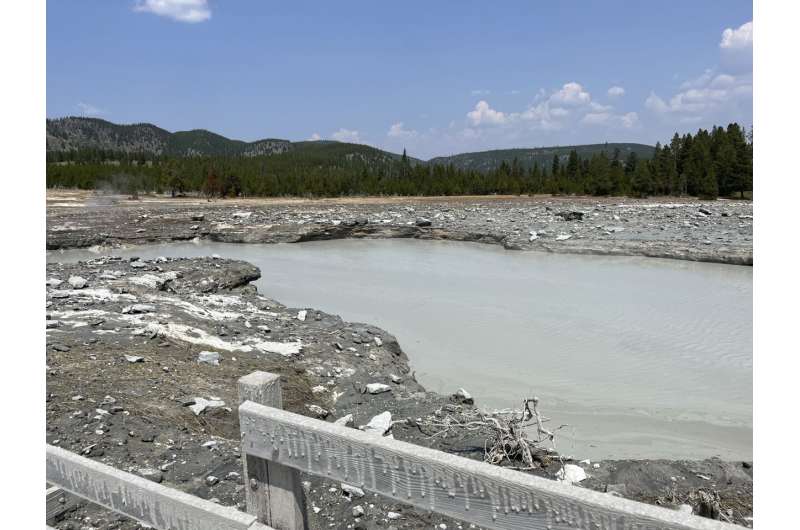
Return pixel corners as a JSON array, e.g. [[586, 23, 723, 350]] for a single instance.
[[48, 239, 752, 460]]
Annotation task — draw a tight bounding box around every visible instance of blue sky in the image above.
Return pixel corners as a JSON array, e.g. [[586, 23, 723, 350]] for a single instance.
[[47, 1, 753, 159]]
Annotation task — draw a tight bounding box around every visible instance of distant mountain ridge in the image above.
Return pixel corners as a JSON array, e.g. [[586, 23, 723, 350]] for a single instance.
[[429, 143, 655, 172], [46, 117, 291, 157], [46, 117, 654, 167]]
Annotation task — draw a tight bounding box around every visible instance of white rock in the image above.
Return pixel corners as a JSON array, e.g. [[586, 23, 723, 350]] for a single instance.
[[556, 464, 587, 484], [362, 411, 392, 437], [46, 278, 63, 287], [529, 231, 539, 241], [555, 233, 572, 241], [124, 355, 144, 363], [389, 374, 403, 384], [189, 397, 225, 415], [68, 276, 88, 289], [340, 483, 365, 498], [387, 512, 402, 520], [352, 505, 365, 517], [305, 404, 329, 418], [297, 310, 307, 321], [122, 304, 156, 314], [129, 261, 147, 269], [311, 385, 327, 394], [365, 383, 391, 394], [373, 336, 383, 346], [197, 351, 222, 365], [455, 388, 472, 401]]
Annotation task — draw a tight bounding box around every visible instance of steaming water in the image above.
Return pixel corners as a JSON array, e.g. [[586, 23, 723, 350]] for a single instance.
[[48, 239, 752, 460]]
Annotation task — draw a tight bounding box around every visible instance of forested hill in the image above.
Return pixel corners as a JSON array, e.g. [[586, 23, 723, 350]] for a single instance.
[[48, 117, 644, 167], [429, 143, 655, 172], [46, 117, 292, 157], [46, 117, 752, 200]]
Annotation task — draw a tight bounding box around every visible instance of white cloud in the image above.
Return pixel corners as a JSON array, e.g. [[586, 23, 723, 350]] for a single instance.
[[471, 89, 491, 96], [77, 102, 103, 116], [387, 122, 418, 138], [308, 132, 321, 141], [133, 0, 211, 23], [466, 100, 508, 126], [549, 82, 591, 106], [607, 86, 625, 97], [582, 110, 638, 129], [620, 112, 639, 129], [720, 21, 752, 50], [331, 128, 363, 143], [647, 73, 751, 116]]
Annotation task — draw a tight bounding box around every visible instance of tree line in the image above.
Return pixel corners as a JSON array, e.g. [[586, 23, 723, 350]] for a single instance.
[[46, 123, 752, 199]]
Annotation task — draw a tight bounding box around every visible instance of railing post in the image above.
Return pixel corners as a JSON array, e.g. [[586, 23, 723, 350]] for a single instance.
[[238, 371, 308, 530]]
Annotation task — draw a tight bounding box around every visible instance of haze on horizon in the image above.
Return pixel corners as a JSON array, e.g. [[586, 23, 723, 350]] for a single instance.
[[47, 0, 753, 160]]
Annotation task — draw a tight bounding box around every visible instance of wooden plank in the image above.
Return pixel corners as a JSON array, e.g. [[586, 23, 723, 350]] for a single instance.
[[46, 445, 264, 530], [239, 402, 739, 530], [238, 371, 308, 530], [46, 486, 80, 521]]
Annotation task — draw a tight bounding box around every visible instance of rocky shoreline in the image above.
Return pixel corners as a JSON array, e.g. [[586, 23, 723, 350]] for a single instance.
[[47, 192, 753, 265], [45, 193, 753, 529]]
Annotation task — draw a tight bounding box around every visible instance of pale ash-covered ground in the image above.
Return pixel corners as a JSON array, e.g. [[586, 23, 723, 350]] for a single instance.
[[47, 191, 753, 265], [45, 192, 753, 528]]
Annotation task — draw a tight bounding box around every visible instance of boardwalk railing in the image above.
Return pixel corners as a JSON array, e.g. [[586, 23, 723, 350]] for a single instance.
[[238, 371, 739, 530], [45, 445, 271, 530], [47, 371, 741, 530]]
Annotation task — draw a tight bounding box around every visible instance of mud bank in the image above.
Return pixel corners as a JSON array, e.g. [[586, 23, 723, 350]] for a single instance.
[[46, 192, 753, 265], [45, 256, 752, 529]]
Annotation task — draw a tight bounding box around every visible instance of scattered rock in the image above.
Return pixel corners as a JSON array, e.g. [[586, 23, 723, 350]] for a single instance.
[[453, 388, 473, 405], [556, 464, 587, 484], [305, 404, 330, 418], [122, 304, 156, 314], [189, 397, 226, 415], [124, 355, 144, 363], [352, 505, 365, 518], [365, 383, 391, 394], [205, 475, 220, 486], [197, 351, 222, 365], [297, 310, 307, 321], [68, 276, 88, 289], [415, 218, 432, 227], [556, 211, 584, 221], [362, 411, 392, 437], [341, 483, 365, 498]]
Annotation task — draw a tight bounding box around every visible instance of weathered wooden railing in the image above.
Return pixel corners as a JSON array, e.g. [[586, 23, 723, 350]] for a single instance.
[[47, 371, 741, 530], [238, 371, 739, 530], [45, 444, 272, 530]]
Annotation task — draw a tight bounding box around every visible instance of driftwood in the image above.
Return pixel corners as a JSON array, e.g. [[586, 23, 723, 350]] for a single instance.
[[416, 397, 566, 470]]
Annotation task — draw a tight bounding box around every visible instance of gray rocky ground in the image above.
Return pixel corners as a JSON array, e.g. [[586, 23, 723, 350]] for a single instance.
[[47, 192, 752, 265], [45, 192, 753, 529]]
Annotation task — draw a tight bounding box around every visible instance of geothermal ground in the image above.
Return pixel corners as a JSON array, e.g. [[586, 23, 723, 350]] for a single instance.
[[45, 191, 753, 529]]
